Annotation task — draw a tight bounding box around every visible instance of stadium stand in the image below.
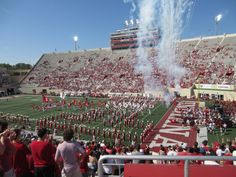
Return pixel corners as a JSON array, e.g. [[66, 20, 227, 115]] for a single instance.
[[0, 68, 12, 96], [0, 68, 10, 87], [20, 34, 236, 99]]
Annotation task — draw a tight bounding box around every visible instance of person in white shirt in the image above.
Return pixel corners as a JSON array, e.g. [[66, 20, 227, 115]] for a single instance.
[[232, 149, 236, 166], [55, 128, 86, 177], [216, 144, 226, 156], [167, 146, 177, 164]]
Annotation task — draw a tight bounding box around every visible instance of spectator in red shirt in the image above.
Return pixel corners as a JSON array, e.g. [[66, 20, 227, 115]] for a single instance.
[[0, 120, 16, 177], [177, 146, 190, 165], [12, 129, 32, 177], [0, 132, 4, 177], [79, 154, 89, 177], [30, 128, 55, 177], [223, 146, 234, 165], [26, 154, 34, 177]]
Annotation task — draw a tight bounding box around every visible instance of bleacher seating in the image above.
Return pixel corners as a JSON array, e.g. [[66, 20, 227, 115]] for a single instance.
[[21, 34, 236, 93], [0, 68, 11, 87]]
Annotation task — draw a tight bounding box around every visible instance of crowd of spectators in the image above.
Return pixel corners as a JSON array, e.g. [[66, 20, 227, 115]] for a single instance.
[[154, 139, 236, 166], [0, 120, 236, 177], [22, 50, 144, 93], [21, 36, 236, 95], [173, 99, 236, 135], [178, 36, 236, 85]]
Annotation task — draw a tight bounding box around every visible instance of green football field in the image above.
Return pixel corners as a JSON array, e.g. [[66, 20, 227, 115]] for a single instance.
[[0, 95, 235, 145], [0, 95, 168, 144]]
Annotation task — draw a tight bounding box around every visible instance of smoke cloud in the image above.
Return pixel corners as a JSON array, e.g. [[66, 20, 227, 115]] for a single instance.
[[134, 0, 192, 106]]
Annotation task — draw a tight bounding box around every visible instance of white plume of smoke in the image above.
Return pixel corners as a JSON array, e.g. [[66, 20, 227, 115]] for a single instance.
[[136, 0, 158, 93], [157, 0, 192, 105], [134, 0, 192, 106], [123, 0, 137, 20], [157, 0, 192, 87]]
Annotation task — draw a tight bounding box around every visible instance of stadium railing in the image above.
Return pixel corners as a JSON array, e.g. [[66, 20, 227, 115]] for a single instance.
[[98, 155, 236, 177]]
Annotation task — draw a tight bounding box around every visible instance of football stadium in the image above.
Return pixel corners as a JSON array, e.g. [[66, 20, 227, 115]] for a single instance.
[[0, 0, 236, 177]]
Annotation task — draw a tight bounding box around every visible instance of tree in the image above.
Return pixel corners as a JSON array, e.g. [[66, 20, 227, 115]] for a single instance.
[[0, 63, 32, 70], [15, 63, 32, 69], [0, 63, 12, 69]]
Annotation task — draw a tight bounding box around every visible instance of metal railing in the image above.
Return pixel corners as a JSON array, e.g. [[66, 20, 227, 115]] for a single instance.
[[98, 155, 236, 177]]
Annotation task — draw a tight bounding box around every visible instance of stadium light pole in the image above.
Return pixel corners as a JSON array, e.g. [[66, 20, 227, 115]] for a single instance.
[[125, 20, 129, 28], [73, 36, 78, 51], [214, 14, 222, 35]]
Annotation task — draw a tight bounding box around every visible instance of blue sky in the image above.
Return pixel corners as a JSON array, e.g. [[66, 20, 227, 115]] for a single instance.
[[0, 0, 235, 65]]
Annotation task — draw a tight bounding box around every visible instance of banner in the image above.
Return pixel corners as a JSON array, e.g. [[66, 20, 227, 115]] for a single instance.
[[196, 84, 234, 91], [217, 84, 231, 90], [199, 84, 212, 89]]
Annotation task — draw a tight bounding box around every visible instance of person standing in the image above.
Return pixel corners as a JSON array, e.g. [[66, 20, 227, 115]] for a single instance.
[[0, 121, 16, 177], [12, 129, 32, 177], [55, 128, 86, 177], [30, 128, 55, 177], [88, 151, 97, 177]]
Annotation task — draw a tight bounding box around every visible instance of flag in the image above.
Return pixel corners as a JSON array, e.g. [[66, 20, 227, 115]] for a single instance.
[[42, 94, 48, 103]]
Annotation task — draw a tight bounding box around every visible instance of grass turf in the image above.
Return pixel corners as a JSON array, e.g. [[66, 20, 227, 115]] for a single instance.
[[0, 95, 168, 144], [207, 128, 236, 145]]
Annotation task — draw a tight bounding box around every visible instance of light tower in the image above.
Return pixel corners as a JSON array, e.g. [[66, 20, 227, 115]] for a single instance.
[[130, 19, 134, 26], [214, 14, 223, 35], [125, 20, 129, 28], [73, 35, 78, 51]]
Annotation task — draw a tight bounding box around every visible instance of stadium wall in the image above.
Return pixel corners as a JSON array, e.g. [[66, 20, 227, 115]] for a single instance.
[[148, 88, 192, 98], [19, 86, 193, 99], [169, 87, 192, 98], [19, 86, 50, 94], [19, 54, 45, 84]]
